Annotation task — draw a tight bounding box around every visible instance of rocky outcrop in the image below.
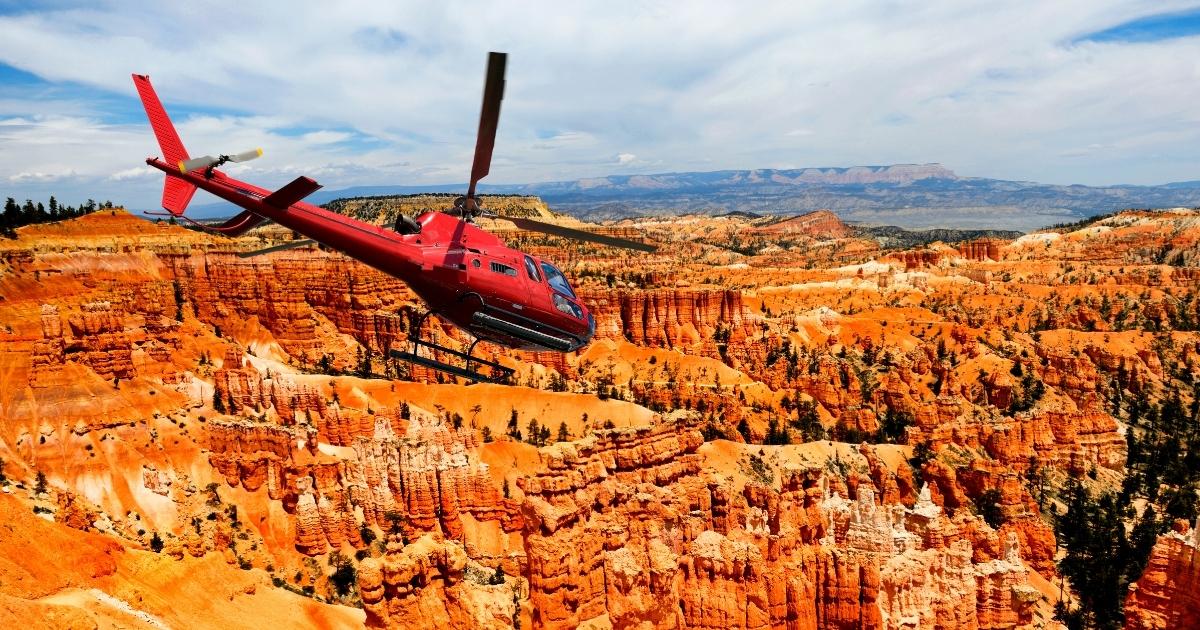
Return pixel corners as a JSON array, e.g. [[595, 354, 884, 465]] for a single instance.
[[165, 251, 417, 364], [514, 422, 1041, 630], [27, 304, 66, 387], [751, 210, 853, 239], [212, 349, 333, 428], [958, 239, 1003, 261], [884, 244, 960, 270], [64, 302, 136, 380], [582, 288, 755, 357], [359, 533, 519, 629], [207, 390, 520, 556], [1125, 521, 1200, 630]]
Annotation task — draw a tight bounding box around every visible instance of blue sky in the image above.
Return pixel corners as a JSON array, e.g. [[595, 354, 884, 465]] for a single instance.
[[1078, 7, 1200, 43], [1, 1, 1200, 210]]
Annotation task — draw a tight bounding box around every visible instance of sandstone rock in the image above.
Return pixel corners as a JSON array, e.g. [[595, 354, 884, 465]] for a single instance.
[[361, 533, 517, 629], [1125, 522, 1200, 630]]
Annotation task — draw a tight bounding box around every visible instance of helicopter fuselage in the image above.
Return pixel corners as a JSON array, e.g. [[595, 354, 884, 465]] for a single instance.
[[146, 158, 595, 353]]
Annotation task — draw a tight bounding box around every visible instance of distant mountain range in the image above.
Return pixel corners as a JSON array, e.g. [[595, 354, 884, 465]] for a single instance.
[[186, 163, 1200, 232]]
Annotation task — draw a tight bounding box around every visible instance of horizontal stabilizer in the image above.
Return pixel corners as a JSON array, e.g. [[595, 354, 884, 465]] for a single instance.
[[213, 210, 269, 237], [264, 176, 322, 208]]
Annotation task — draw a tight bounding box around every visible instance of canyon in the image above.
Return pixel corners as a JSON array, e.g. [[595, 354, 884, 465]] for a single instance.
[[0, 204, 1198, 629]]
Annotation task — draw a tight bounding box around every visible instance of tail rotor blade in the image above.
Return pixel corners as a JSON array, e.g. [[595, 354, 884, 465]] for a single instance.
[[178, 149, 262, 173], [178, 155, 219, 173], [496, 215, 657, 253], [467, 52, 507, 201], [228, 148, 263, 163]]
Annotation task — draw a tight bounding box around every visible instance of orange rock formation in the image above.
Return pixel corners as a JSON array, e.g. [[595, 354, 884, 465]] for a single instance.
[[4, 206, 1200, 628], [1124, 521, 1200, 630]]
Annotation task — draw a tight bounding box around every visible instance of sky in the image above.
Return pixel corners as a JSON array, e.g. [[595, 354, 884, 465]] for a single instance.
[[1, 1, 1200, 210]]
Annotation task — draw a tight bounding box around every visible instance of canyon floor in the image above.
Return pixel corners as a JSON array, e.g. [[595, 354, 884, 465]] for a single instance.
[[1, 203, 1198, 629]]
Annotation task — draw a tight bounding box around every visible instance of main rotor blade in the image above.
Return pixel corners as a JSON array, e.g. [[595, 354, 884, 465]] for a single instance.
[[467, 52, 507, 200], [236, 239, 315, 258], [497, 216, 657, 253]]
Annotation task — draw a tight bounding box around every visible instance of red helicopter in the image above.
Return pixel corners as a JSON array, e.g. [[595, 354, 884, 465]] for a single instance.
[[133, 52, 654, 383]]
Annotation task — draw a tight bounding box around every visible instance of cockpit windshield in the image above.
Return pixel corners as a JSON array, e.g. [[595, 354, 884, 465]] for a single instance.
[[540, 262, 575, 298]]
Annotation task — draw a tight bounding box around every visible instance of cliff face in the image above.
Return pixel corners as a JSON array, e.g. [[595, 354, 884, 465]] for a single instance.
[[1125, 523, 1200, 630], [583, 287, 753, 354], [166, 251, 416, 364]]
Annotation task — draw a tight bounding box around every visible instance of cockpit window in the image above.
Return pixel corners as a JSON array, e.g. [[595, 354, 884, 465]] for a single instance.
[[540, 262, 575, 298], [524, 256, 541, 282]]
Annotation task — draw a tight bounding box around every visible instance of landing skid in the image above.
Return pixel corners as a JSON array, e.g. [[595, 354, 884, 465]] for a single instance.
[[390, 312, 514, 384]]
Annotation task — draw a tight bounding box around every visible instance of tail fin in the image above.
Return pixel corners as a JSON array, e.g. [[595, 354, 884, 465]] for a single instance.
[[132, 74, 196, 216]]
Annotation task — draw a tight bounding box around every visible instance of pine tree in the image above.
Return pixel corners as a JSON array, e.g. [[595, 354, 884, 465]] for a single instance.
[[908, 440, 935, 486], [357, 346, 372, 378], [328, 551, 357, 597], [507, 408, 520, 440], [765, 417, 790, 445], [975, 488, 1005, 528], [1126, 505, 1163, 585]]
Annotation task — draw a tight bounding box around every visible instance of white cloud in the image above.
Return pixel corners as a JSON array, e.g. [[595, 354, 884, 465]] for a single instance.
[[299, 130, 352, 145], [1, 0, 1200, 208], [8, 170, 73, 183], [108, 166, 158, 181]]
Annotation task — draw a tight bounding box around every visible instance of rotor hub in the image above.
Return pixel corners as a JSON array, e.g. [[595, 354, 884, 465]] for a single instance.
[[453, 195, 484, 220]]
